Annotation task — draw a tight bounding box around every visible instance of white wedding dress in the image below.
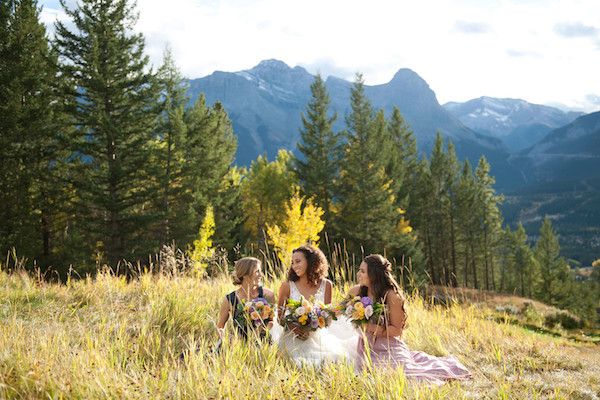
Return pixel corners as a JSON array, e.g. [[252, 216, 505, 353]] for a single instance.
[[271, 280, 358, 367]]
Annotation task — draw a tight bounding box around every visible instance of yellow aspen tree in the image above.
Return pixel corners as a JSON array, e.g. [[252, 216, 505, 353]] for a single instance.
[[267, 190, 325, 265]]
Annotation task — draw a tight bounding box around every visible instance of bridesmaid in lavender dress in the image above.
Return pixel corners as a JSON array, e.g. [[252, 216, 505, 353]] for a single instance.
[[349, 254, 471, 384]]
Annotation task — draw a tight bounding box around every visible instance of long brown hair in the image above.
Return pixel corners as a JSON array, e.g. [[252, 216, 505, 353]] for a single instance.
[[360, 254, 407, 330], [287, 245, 328, 287], [361, 254, 403, 304]]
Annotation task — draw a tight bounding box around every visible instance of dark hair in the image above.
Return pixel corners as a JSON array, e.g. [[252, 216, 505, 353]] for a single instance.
[[287, 245, 328, 287], [360, 254, 404, 305], [360, 254, 407, 330]]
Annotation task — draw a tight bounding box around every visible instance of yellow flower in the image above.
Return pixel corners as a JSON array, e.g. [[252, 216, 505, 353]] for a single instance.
[[250, 311, 261, 320], [298, 314, 308, 325], [352, 308, 365, 320], [318, 317, 326, 328], [354, 301, 364, 310]]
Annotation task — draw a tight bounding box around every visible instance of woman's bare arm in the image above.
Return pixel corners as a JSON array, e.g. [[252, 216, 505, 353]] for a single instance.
[[277, 281, 290, 322], [216, 297, 231, 338], [366, 291, 405, 338]]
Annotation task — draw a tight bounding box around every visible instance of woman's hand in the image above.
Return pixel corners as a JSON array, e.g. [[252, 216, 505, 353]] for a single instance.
[[288, 322, 309, 340], [257, 320, 273, 333], [365, 322, 385, 339]]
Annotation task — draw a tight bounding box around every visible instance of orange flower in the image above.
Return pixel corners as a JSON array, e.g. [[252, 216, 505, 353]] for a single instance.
[[318, 316, 326, 328]]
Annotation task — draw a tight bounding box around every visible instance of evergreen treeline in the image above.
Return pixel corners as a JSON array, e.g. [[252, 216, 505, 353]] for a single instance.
[[1, 0, 597, 322], [293, 73, 598, 322], [2, 0, 235, 273]]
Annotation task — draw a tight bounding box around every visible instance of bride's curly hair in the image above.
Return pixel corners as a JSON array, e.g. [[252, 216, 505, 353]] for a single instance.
[[287, 244, 328, 287]]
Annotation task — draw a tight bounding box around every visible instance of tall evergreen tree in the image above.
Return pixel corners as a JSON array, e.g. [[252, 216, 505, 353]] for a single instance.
[[0, 0, 63, 267], [474, 156, 503, 290], [294, 74, 340, 230], [387, 106, 418, 207], [153, 47, 189, 245], [512, 223, 539, 297], [455, 160, 478, 288], [212, 166, 247, 258], [445, 142, 460, 287], [184, 96, 237, 244], [411, 157, 437, 283], [55, 0, 160, 266], [335, 75, 400, 254], [535, 217, 568, 304]]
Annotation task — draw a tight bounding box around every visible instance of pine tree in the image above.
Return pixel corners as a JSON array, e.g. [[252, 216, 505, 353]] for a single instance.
[[387, 106, 418, 207], [55, 0, 160, 266], [335, 75, 400, 254], [0, 0, 63, 267], [184, 95, 237, 243], [445, 142, 460, 287], [211, 167, 246, 256], [294, 74, 340, 230], [410, 157, 437, 283], [428, 134, 459, 285], [474, 156, 503, 290], [455, 160, 478, 288], [535, 217, 566, 304], [512, 223, 539, 297], [153, 47, 189, 245]]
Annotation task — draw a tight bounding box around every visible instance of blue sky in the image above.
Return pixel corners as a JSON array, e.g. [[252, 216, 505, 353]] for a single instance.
[[39, 0, 600, 112]]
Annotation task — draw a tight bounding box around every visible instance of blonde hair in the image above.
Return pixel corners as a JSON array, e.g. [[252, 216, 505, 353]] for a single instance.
[[232, 257, 261, 285]]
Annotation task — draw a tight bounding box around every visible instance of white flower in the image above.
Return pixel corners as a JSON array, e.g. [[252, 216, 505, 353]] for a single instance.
[[284, 309, 291, 316], [345, 305, 354, 316], [295, 306, 306, 317], [364, 305, 374, 319]]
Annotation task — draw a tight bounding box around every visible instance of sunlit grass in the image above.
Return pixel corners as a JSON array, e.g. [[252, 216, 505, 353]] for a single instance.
[[0, 266, 598, 399]]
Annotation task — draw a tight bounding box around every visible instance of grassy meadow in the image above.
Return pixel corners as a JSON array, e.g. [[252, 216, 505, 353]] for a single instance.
[[0, 261, 599, 400]]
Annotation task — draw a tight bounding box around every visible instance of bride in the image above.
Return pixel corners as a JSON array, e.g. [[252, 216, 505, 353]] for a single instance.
[[271, 244, 357, 366]]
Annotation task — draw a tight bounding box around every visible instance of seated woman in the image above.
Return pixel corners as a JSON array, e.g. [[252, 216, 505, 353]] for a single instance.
[[271, 244, 357, 366], [349, 254, 471, 384], [216, 257, 275, 343]]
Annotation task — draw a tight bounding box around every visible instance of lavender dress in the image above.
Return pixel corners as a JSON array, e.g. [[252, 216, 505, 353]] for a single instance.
[[357, 288, 471, 384]]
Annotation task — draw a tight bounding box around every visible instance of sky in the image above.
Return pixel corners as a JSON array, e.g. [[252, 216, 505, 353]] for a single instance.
[[39, 0, 600, 112]]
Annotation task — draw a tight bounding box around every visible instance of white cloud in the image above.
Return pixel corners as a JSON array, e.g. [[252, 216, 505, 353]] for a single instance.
[[39, 0, 600, 112]]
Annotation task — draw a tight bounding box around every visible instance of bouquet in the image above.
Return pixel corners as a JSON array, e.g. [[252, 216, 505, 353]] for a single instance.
[[337, 295, 385, 329], [241, 297, 275, 329], [282, 297, 336, 336]]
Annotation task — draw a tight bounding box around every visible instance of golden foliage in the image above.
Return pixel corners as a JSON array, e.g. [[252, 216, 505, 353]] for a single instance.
[[189, 205, 215, 276], [266, 189, 325, 265]]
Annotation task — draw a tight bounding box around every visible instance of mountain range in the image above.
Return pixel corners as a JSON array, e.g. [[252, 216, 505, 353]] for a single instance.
[[188, 59, 524, 189], [186, 59, 600, 264], [444, 97, 583, 151]]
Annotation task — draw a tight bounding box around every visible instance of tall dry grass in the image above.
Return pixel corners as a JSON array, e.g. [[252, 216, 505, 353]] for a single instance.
[[0, 252, 598, 399]]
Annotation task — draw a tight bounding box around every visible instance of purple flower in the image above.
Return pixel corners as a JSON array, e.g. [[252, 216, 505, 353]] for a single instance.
[[310, 318, 319, 329], [360, 297, 372, 307]]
